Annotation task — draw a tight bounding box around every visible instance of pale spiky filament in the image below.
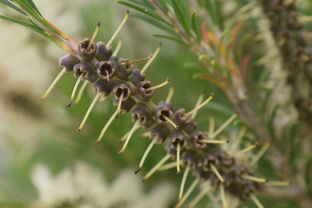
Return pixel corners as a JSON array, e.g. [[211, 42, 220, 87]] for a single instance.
[[128, 55, 152, 66], [149, 78, 170, 91], [188, 185, 211, 208], [112, 40, 123, 56], [211, 114, 237, 138], [96, 93, 123, 143], [201, 139, 229, 144], [135, 140, 156, 174], [267, 181, 290, 186], [66, 76, 82, 108], [118, 122, 140, 154], [230, 127, 246, 152], [179, 166, 190, 199], [237, 144, 257, 154], [251, 141, 270, 165], [74, 80, 88, 104], [143, 154, 171, 180], [165, 88, 174, 103], [87, 22, 101, 50], [106, 11, 129, 48], [210, 164, 224, 183], [141, 45, 161, 74], [77, 93, 101, 132], [176, 178, 199, 208], [163, 116, 178, 129], [186, 95, 213, 116], [208, 117, 215, 135], [158, 161, 180, 171], [220, 184, 228, 208], [40, 68, 66, 100], [190, 93, 204, 119], [176, 143, 181, 173], [242, 175, 267, 183], [250, 194, 264, 208]]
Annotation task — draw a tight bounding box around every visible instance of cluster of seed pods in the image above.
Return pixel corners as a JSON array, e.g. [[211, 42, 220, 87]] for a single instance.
[[259, 0, 312, 123], [39, 14, 283, 208]]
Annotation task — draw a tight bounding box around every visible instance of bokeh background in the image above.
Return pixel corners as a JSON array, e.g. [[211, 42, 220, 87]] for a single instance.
[[1, 0, 311, 207]]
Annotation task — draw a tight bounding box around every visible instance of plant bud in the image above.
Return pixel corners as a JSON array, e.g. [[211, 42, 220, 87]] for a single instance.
[[129, 70, 145, 86], [58, 54, 80, 71], [95, 41, 112, 61], [115, 59, 133, 80], [181, 152, 198, 168], [171, 132, 186, 147], [113, 82, 133, 101], [191, 131, 209, 149], [78, 38, 97, 61], [151, 124, 170, 143], [93, 80, 114, 96], [202, 154, 218, 171], [156, 101, 173, 123]]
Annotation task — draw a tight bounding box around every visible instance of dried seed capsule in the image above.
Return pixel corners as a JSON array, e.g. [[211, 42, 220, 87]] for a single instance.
[[156, 101, 173, 123], [58, 54, 80, 71], [191, 131, 209, 149], [151, 124, 170, 143], [96, 61, 115, 81], [73, 62, 96, 81], [118, 98, 136, 113], [93, 79, 114, 96], [137, 81, 154, 101], [216, 151, 235, 167], [171, 132, 186, 147], [95, 41, 112, 61], [174, 108, 191, 125], [166, 143, 176, 158], [129, 70, 145, 86], [202, 154, 218, 171], [229, 166, 250, 183], [78, 38, 97, 61], [113, 82, 133, 101], [114, 59, 132, 80], [132, 105, 154, 127], [181, 152, 198, 168]]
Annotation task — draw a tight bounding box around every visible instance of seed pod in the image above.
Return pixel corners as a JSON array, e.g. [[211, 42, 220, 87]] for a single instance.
[[132, 105, 153, 127], [194, 167, 210, 180], [171, 132, 186, 147], [95, 41, 112, 61], [191, 131, 209, 149], [151, 124, 170, 143], [181, 152, 198, 168], [97, 61, 115, 81], [166, 143, 176, 158], [216, 151, 235, 167], [156, 101, 173, 123], [93, 79, 114, 97], [78, 38, 97, 61], [174, 109, 197, 133], [73, 62, 95, 81], [229, 166, 250, 183], [137, 81, 154, 101], [58, 54, 80, 71], [118, 98, 136, 113], [129, 69, 145, 86], [113, 82, 133, 102], [202, 154, 218, 171], [240, 182, 262, 200], [114, 59, 132, 80]]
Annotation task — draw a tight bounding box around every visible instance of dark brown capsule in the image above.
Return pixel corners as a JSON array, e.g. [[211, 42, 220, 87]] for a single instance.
[[58, 54, 80, 72], [95, 41, 112, 61], [78, 38, 97, 61]]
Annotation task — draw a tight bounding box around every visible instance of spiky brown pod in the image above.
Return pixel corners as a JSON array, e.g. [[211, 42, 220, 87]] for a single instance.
[[258, 0, 312, 124]]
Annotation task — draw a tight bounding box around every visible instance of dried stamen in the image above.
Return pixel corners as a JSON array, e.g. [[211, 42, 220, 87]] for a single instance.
[[106, 11, 129, 48], [201, 139, 229, 144], [163, 116, 178, 129], [87, 22, 101, 50], [176, 143, 181, 173], [96, 93, 123, 143], [186, 95, 213, 116], [135, 139, 156, 174], [128, 55, 152, 66], [74, 80, 89, 104], [251, 142, 270, 165], [190, 93, 204, 119], [242, 175, 266, 183], [166, 88, 174, 103], [237, 143, 257, 154], [208, 117, 215, 135], [250, 194, 264, 208], [112, 40, 123, 56], [77, 93, 101, 132], [220, 184, 228, 208], [176, 178, 199, 208], [66, 76, 82, 108], [143, 154, 170, 180], [158, 161, 180, 171], [211, 164, 224, 183], [141, 44, 161, 74], [118, 121, 140, 154], [179, 166, 190, 199], [149, 78, 170, 91], [188, 185, 211, 208], [40, 68, 66, 100], [211, 114, 237, 138]]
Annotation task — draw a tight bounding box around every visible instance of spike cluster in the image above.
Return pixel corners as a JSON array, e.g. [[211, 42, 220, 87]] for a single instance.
[[258, 0, 312, 123], [38, 14, 285, 208]]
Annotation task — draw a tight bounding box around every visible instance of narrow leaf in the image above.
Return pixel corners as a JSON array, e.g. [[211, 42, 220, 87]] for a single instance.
[[0, 0, 26, 15], [171, 0, 190, 35], [152, 34, 185, 45]]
